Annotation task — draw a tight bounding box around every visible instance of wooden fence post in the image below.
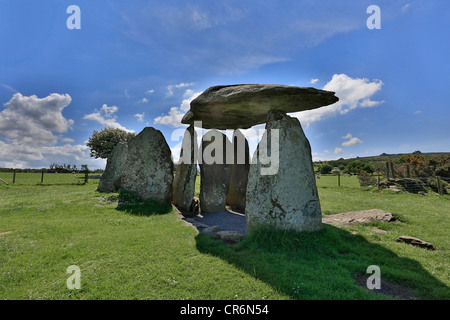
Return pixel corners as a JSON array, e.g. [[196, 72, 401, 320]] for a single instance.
[[406, 164, 411, 178], [337, 172, 340, 187], [437, 176, 443, 196], [84, 170, 88, 184], [390, 162, 396, 179], [385, 162, 390, 180], [13, 170, 16, 184], [41, 170, 44, 184]]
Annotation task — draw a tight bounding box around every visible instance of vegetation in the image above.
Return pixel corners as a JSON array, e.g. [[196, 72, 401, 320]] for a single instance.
[[0, 174, 448, 300], [86, 127, 136, 159]]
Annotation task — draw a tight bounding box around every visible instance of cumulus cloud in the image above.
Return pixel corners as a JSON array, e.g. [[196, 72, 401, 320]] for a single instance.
[[166, 82, 195, 97], [0, 93, 74, 146], [83, 104, 134, 132], [310, 78, 319, 84], [291, 73, 384, 129], [134, 112, 145, 123], [334, 147, 344, 155], [154, 89, 202, 127], [0, 93, 104, 169], [341, 133, 363, 147], [342, 137, 363, 147]]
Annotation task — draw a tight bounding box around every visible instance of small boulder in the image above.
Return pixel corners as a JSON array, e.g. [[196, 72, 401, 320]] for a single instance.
[[396, 236, 436, 250]]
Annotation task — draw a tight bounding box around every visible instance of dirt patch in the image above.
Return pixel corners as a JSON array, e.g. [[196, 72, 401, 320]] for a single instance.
[[356, 275, 420, 300], [323, 209, 396, 226]]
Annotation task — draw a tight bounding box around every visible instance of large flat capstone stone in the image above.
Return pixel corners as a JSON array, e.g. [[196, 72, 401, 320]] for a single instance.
[[182, 84, 338, 129]]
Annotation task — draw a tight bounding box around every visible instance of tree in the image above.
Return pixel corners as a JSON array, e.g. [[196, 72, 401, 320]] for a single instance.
[[319, 164, 333, 174], [344, 160, 373, 174], [86, 128, 136, 159]]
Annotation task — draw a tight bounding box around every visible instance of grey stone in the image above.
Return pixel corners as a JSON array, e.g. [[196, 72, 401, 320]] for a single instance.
[[182, 84, 338, 129], [203, 225, 222, 233], [199, 130, 232, 213], [226, 129, 250, 212], [246, 111, 322, 233], [396, 236, 436, 251], [322, 209, 396, 226], [97, 142, 128, 193], [216, 231, 244, 243], [120, 127, 173, 203], [172, 125, 198, 212]]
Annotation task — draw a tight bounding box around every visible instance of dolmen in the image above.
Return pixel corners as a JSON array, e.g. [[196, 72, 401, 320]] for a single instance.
[[182, 84, 338, 233]]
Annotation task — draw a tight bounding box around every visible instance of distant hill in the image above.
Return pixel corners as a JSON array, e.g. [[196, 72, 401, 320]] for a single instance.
[[314, 152, 450, 165]]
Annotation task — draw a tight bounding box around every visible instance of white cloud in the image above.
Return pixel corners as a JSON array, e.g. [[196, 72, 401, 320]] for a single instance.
[[342, 133, 353, 139], [291, 73, 384, 129], [334, 147, 344, 155], [166, 82, 195, 97], [401, 3, 411, 13], [83, 104, 134, 132], [0, 93, 74, 146], [0, 93, 105, 169], [413, 110, 422, 115], [154, 89, 202, 127], [146, 89, 155, 94], [342, 137, 363, 147], [134, 112, 145, 123], [137, 97, 149, 104], [310, 78, 319, 84]]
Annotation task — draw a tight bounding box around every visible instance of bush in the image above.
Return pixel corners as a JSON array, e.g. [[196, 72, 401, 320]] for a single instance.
[[357, 170, 377, 187], [344, 161, 373, 175], [319, 164, 333, 174]]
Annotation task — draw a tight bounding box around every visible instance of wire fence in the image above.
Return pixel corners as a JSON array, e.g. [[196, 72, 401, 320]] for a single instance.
[[0, 171, 101, 186], [315, 173, 449, 195]]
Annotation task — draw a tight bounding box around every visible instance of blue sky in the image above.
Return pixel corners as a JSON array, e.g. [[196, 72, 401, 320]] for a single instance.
[[0, 0, 448, 169]]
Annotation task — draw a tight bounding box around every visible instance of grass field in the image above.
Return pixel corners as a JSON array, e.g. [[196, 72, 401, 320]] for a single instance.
[[0, 173, 448, 300]]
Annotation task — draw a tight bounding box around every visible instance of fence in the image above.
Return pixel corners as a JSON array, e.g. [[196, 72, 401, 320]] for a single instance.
[[0, 171, 101, 186], [315, 172, 449, 196]]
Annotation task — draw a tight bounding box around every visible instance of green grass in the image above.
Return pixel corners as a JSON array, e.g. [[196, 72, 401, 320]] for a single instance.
[[0, 175, 449, 300], [0, 172, 92, 185]]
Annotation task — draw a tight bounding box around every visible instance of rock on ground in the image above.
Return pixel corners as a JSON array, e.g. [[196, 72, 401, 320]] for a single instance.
[[246, 111, 322, 233], [322, 209, 396, 226]]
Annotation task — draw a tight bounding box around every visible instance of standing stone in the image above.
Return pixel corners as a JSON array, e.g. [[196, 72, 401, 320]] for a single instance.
[[172, 125, 198, 212], [226, 129, 250, 212], [246, 111, 322, 232], [199, 130, 232, 213], [97, 142, 128, 193], [120, 127, 173, 204]]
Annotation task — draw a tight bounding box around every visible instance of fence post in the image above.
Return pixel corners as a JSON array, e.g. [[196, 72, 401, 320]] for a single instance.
[[390, 162, 396, 179], [385, 162, 390, 180], [337, 172, 340, 187], [13, 170, 16, 184], [437, 176, 443, 196], [41, 170, 44, 184], [84, 170, 88, 184], [406, 164, 411, 178]]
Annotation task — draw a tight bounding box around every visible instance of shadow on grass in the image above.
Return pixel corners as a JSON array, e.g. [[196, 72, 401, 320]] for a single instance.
[[115, 190, 172, 217], [195, 224, 449, 300]]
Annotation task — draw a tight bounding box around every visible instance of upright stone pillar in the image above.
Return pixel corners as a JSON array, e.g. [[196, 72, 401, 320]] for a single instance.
[[97, 142, 128, 193], [172, 125, 198, 212], [246, 111, 322, 232], [199, 130, 232, 213], [226, 129, 250, 212]]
